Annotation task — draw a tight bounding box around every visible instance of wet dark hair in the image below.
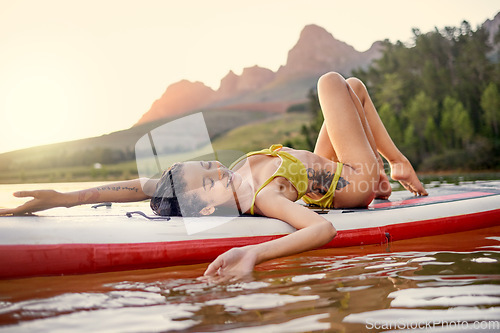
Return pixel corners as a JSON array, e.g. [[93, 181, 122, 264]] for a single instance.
[[150, 163, 208, 217]]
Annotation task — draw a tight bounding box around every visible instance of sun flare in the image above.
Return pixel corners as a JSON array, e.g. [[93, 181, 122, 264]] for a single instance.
[[5, 76, 70, 149]]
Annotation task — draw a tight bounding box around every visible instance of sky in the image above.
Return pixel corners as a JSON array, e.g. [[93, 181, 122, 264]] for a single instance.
[[0, 0, 499, 154]]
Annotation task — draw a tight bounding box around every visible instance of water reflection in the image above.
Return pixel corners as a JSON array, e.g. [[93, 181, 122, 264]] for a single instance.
[[0, 226, 499, 332]]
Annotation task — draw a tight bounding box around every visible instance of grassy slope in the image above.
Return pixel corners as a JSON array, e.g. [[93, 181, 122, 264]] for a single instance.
[[0, 111, 310, 184], [212, 113, 310, 153]]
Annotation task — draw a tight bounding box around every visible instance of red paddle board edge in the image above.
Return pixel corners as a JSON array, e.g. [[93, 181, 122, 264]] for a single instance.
[[369, 191, 495, 209], [1, 208, 499, 279]]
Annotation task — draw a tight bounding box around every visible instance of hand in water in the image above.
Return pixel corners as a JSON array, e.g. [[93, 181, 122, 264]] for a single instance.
[[202, 247, 258, 282]]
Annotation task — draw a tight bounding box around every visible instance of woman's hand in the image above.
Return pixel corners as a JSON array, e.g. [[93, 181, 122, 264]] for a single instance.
[[203, 246, 258, 281], [0, 190, 66, 216], [201, 192, 337, 282]]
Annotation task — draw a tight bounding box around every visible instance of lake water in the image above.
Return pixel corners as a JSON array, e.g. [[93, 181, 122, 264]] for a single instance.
[[0, 182, 500, 332]]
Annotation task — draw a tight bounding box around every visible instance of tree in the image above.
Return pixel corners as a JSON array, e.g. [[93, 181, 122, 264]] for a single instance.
[[441, 96, 474, 148], [453, 23, 494, 130], [378, 103, 403, 145], [403, 91, 438, 154], [403, 124, 420, 163], [480, 82, 500, 137], [375, 73, 405, 114]]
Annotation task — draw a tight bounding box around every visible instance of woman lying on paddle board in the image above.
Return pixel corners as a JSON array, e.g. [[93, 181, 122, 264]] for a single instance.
[[0, 72, 427, 279]]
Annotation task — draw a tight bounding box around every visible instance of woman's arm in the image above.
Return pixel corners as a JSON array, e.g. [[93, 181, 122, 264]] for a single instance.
[[204, 191, 337, 279], [65, 178, 155, 206], [0, 178, 157, 216]]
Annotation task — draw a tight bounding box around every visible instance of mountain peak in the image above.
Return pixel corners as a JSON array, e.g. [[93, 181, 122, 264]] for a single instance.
[[275, 23, 362, 80], [215, 65, 275, 100], [136, 80, 215, 124], [483, 12, 500, 45], [299, 24, 352, 48], [300, 24, 332, 37], [135, 23, 383, 125]]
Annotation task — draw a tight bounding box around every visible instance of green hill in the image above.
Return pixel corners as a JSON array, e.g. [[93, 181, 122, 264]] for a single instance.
[[0, 110, 307, 184]]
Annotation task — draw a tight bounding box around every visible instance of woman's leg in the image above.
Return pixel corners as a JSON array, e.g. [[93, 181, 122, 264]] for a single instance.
[[314, 72, 380, 207], [314, 73, 427, 198], [345, 77, 427, 196], [345, 78, 392, 199]]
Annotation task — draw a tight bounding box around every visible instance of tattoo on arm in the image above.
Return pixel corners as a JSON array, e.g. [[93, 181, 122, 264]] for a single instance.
[[307, 168, 350, 194], [95, 186, 139, 193], [78, 186, 139, 204]]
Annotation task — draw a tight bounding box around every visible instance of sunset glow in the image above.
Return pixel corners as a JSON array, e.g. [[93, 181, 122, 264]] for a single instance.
[[5, 76, 69, 148], [0, 0, 498, 153]]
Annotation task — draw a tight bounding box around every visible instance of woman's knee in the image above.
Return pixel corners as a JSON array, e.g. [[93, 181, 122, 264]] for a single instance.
[[346, 77, 367, 98], [318, 72, 347, 91]]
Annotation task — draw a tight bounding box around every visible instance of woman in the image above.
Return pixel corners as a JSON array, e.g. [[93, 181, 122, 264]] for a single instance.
[[0, 73, 427, 279]]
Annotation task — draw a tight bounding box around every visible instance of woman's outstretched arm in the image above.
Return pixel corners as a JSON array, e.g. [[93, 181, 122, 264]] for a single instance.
[[203, 191, 337, 279], [0, 178, 157, 216]]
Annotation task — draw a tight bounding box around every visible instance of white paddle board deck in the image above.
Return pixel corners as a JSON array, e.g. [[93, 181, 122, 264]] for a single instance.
[[1, 182, 499, 278]]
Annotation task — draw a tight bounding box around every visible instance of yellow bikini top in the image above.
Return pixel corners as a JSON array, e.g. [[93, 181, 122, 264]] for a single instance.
[[229, 144, 309, 215]]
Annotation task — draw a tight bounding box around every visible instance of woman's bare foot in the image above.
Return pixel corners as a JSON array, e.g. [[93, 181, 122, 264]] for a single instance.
[[375, 172, 392, 200], [390, 158, 428, 196]]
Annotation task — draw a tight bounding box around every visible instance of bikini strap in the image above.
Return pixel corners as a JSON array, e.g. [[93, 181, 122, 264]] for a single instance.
[[250, 175, 277, 215], [333, 162, 343, 188], [230, 144, 302, 215], [249, 145, 287, 215]]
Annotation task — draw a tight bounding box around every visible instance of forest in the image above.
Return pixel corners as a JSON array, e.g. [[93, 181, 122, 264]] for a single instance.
[[296, 21, 500, 172]]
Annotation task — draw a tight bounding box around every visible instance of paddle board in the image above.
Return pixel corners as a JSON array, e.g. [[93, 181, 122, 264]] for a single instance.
[[1, 182, 499, 279]]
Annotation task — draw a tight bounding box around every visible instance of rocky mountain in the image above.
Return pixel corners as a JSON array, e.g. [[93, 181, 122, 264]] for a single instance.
[[274, 24, 381, 81], [217, 66, 276, 100], [483, 11, 500, 60], [137, 13, 500, 126], [136, 80, 216, 124], [136, 24, 383, 125]]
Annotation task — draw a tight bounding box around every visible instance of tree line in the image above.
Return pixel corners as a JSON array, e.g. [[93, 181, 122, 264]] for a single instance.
[[294, 21, 500, 171], [0, 147, 136, 172]]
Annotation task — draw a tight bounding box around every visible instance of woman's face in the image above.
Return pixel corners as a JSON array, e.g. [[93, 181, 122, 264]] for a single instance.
[[180, 161, 243, 213]]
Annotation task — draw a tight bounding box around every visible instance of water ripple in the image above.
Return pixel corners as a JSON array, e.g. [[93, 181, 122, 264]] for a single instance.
[[1, 228, 500, 332]]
